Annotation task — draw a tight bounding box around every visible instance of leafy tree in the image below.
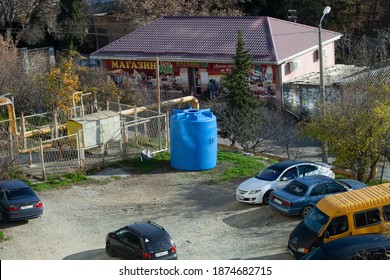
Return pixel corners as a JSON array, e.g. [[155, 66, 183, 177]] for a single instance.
[[44, 52, 80, 114], [304, 84, 390, 182], [98, 78, 144, 107]]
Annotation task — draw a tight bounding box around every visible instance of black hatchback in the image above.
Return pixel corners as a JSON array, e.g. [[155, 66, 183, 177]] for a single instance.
[[105, 221, 177, 260]]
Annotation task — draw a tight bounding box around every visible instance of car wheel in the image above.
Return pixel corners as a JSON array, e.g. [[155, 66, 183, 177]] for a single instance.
[[301, 206, 313, 218], [0, 212, 8, 224], [105, 242, 116, 257], [263, 191, 272, 204]]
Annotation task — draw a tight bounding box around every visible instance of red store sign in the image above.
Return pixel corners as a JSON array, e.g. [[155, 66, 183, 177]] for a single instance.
[[105, 60, 275, 85]]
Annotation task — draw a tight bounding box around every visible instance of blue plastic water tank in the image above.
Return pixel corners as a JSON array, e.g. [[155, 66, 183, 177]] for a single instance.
[[170, 108, 217, 171]]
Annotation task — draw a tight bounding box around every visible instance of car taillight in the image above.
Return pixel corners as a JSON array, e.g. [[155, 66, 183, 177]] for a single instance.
[[282, 201, 292, 206], [35, 201, 43, 208], [270, 195, 275, 200], [142, 251, 152, 259], [8, 206, 19, 211], [171, 245, 177, 253]]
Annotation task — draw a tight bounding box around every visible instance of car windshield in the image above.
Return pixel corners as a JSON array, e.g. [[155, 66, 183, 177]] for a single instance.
[[303, 207, 329, 234], [5, 187, 35, 200], [283, 181, 308, 196], [144, 233, 173, 253], [255, 168, 282, 181]]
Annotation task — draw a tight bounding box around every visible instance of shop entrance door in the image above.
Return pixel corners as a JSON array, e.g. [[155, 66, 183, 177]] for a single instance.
[[188, 68, 202, 97]]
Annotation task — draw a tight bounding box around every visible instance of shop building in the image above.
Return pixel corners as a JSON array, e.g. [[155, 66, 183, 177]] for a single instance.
[[90, 16, 342, 101]]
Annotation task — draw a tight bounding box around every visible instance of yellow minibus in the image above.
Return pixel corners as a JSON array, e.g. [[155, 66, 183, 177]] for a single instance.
[[287, 183, 390, 259]]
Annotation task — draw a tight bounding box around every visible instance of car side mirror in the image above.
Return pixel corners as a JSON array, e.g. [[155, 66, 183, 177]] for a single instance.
[[323, 230, 330, 239]]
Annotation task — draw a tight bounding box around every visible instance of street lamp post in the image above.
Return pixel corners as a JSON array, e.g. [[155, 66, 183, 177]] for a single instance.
[[319, 6, 331, 163]]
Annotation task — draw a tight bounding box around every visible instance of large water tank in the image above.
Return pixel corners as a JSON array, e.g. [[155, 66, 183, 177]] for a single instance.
[[170, 108, 217, 171]]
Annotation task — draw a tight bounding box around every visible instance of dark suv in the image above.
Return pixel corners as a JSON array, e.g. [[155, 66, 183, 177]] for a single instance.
[[105, 221, 177, 260]]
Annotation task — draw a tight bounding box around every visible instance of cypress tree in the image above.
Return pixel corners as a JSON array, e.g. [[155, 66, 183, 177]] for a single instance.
[[219, 30, 258, 146], [223, 30, 254, 111], [57, 0, 86, 50]]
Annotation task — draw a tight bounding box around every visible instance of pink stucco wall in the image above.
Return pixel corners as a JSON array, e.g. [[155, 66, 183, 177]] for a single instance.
[[281, 42, 336, 83]]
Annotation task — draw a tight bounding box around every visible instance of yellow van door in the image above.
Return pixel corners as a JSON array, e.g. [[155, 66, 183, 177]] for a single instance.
[[322, 215, 351, 243], [382, 205, 390, 235]]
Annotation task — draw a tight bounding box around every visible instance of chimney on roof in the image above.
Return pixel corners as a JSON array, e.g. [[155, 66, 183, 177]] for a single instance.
[[287, 10, 297, 23]]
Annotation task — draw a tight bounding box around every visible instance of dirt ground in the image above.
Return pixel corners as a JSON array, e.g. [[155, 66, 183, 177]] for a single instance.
[[0, 167, 298, 260]]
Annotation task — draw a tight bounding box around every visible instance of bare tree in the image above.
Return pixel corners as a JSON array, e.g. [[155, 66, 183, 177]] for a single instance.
[[0, 0, 60, 44], [0, 31, 49, 114], [0, 129, 16, 180], [336, 28, 390, 67], [211, 100, 299, 154], [263, 109, 302, 159], [0, 31, 23, 93], [115, 0, 245, 25]]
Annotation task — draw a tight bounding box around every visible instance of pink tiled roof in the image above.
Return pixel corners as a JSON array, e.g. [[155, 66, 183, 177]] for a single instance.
[[91, 16, 342, 64]]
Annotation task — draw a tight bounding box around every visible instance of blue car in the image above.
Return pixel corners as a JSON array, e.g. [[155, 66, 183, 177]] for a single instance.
[[268, 175, 367, 218], [0, 180, 43, 223]]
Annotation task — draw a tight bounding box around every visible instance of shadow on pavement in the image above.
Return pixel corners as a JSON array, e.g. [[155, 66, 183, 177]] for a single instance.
[[223, 206, 298, 229], [0, 220, 29, 229], [63, 248, 118, 260], [63, 248, 295, 260], [247, 252, 296, 260], [231, 252, 296, 260]]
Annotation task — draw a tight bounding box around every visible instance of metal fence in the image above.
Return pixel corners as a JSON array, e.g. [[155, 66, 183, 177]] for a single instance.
[[1, 106, 168, 180]]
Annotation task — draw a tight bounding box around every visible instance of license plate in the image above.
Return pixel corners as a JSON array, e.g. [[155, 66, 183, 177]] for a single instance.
[[274, 198, 282, 204], [155, 251, 168, 257], [21, 205, 33, 210]]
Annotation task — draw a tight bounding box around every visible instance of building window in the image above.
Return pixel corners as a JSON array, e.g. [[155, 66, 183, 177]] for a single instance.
[[313, 50, 319, 62]]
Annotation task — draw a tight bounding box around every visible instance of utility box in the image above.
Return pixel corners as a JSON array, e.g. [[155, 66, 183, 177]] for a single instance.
[[67, 110, 121, 149]]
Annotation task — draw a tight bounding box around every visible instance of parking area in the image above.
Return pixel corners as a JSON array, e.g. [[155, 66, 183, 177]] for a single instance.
[[0, 168, 298, 260]]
